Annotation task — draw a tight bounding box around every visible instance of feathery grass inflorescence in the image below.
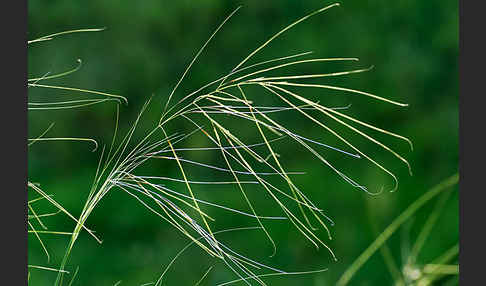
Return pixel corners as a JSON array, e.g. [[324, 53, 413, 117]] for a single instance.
[[30, 3, 412, 285]]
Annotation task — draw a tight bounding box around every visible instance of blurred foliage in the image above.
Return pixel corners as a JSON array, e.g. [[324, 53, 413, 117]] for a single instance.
[[28, 0, 458, 285]]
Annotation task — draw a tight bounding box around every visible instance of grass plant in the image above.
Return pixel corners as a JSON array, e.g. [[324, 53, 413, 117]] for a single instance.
[[28, 3, 415, 285]]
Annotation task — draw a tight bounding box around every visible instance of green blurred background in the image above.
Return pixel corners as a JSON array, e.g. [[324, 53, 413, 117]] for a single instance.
[[28, 0, 458, 285]]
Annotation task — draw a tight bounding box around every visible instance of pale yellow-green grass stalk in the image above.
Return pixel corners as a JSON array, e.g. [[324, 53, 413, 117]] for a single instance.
[[336, 173, 459, 286]]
